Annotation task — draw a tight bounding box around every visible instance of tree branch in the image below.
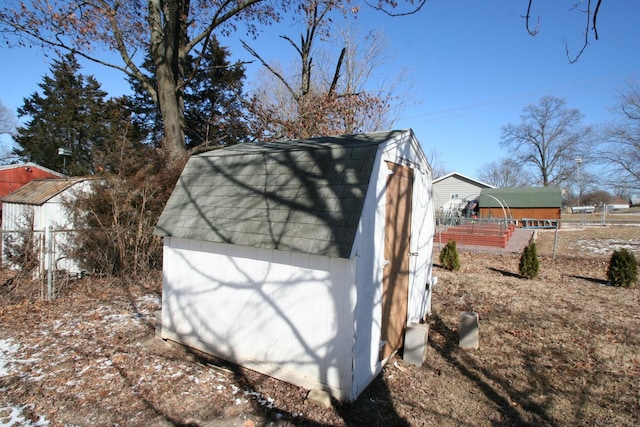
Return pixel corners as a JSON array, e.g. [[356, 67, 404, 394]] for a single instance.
[[565, 0, 602, 63], [329, 47, 345, 95], [523, 0, 540, 36], [364, 0, 428, 17], [241, 40, 299, 101]]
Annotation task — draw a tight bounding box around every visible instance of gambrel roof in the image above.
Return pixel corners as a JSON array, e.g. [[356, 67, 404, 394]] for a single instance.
[[478, 186, 562, 208], [155, 130, 416, 258]]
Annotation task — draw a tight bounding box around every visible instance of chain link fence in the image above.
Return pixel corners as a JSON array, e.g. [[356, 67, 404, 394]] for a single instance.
[[534, 218, 640, 260], [1, 227, 89, 300], [434, 213, 640, 262], [1, 226, 162, 300]]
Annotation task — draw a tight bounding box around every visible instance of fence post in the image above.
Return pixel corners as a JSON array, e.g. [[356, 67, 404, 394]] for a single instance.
[[47, 225, 54, 300], [552, 221, 559, 260]]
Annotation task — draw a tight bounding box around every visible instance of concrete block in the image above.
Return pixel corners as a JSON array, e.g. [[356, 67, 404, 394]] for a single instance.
[[403, 322, 430, 366], [307, 389, 332, 409], [459, 311, 479, 349]]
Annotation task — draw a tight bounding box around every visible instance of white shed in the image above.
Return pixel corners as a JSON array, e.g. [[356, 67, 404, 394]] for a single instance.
[[1, 178, 90, 274], [155, 130, 436, 401]]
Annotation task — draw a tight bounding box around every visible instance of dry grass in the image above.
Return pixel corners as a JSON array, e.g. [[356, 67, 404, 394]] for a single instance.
[[535, 223, 640, 260], [426, 252, 640, 426], [1, 227, 639, 426]]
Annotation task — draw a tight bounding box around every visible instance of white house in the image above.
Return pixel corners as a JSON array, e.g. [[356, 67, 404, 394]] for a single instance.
[[1, 178, 91, 275], [432, 172, 494, 218], [154, 129, 436, 401]]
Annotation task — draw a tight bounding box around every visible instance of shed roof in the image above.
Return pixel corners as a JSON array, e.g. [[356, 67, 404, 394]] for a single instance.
[[478, 186, 562, 208], [1, 178, 86, 205], [155, 130, 413, 258]]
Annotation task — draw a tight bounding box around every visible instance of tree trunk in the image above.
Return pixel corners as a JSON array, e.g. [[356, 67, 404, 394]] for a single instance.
[[148, 0, 188, 166], [156, 61, 187, 164]]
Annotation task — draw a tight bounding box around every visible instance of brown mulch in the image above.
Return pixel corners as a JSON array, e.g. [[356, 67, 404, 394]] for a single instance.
[[1, 249, 639, 426]]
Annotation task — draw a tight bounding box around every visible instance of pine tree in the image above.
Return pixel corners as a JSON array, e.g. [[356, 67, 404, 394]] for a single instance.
[[127, 36, 249, 151], [13, 54, 118, 176], [184, 37, 249, 149]]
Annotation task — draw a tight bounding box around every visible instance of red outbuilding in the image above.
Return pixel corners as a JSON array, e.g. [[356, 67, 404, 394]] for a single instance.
[[0, 162, 64, 198], [0, 163, 64, 218]]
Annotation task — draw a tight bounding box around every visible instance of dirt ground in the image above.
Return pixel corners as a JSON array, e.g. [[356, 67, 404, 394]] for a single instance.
[[1, 230, 639, 426]]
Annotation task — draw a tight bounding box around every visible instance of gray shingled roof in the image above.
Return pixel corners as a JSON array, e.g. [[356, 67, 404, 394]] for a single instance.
[[155, 131, 406, 258], [478, 186, 562, 208]]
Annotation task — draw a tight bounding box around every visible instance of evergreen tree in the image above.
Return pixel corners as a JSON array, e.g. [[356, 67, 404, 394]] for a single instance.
[[183, 37, 249, 149], [13, 54, 117, 176], [127, 36, 249, 151]]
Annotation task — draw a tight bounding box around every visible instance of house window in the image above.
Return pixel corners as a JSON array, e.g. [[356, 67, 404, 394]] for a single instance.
[[450, 193, 458, 200]]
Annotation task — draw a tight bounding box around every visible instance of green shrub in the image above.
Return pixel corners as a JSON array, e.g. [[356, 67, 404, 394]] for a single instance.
[[607, 248, 638, 288], [519, 241, 540, 280], [439, 240, 461, 271]]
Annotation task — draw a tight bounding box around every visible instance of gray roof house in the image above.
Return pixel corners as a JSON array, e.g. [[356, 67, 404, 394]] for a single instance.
[[432, 172, 494, 216], [155, 129, 436, 401]]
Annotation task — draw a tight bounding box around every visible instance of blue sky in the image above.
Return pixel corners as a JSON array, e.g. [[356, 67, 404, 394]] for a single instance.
[[1, 1, 638, 180]]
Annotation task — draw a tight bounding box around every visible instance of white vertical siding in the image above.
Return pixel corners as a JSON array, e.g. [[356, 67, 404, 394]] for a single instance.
[[161, 237, 357, 399]]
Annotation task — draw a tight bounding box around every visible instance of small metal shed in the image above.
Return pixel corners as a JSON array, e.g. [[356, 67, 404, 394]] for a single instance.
[[155, 130, 435, 401], [1, 178, 90, 274]]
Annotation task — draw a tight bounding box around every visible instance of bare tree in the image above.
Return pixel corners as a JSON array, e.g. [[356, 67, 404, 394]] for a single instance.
[[500, 96, 593, 187], [598, 81, 640, 192], [0, 0, 344, 165], [476, 158, 532, 188], [0, 100, 18, 163], [524, 0, 603, 63], [243, 2, 401, 140], [321, 24, 413, 133], [423, 147, 447, 179], [0, 100, 16, 136]]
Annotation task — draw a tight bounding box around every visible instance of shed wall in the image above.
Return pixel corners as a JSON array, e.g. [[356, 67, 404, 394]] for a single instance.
[[161, 237, 357, 399], [480, 207, 561, 222]]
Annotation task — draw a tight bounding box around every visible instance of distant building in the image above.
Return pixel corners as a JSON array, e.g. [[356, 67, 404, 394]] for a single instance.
[[0, 162, 63, 198], [0, 163, 64, 219], [1, 178, 91, 275], [432, 172, 494, 219], [478, 186, 562, 226]]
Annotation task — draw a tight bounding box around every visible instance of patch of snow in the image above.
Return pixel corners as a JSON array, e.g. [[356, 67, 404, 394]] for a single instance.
[[0, 339, 19, 376], [244, 390, 275, 409], [0, 340, 49, 426], [573, 239, 640, 255], [0, 404, 49, 427]]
